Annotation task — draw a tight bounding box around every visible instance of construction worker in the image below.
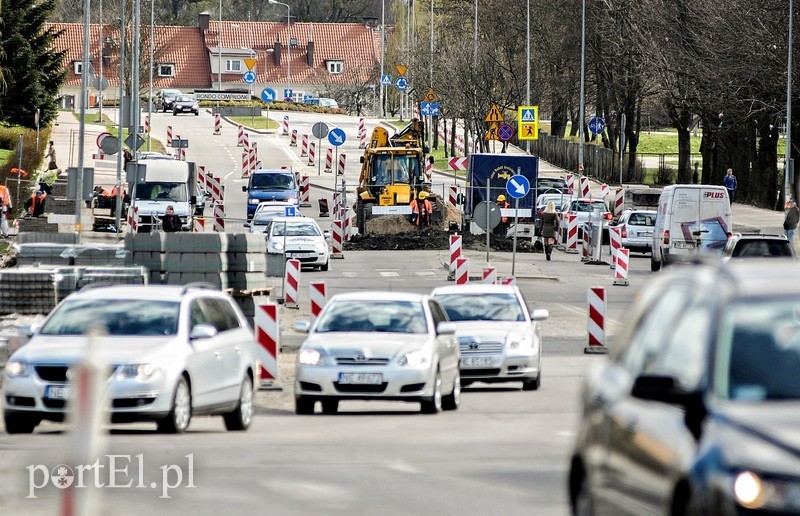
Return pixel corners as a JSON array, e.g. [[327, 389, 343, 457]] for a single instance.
[[0, 184, 11, 237], [495, 194, 510, 236], [24, 190, 47, 217], [410, 191, 433, 228]]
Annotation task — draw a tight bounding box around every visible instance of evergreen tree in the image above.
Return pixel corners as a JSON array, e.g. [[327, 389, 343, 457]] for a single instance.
[[0, 0, 65, 128]]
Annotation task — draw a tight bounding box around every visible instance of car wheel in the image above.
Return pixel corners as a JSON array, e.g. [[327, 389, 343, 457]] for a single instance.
[[295, 396, 315, 415], [522, 374, 541, 391], [157, 377, 192, 434], [420, 369, 443, 414], [194, 111, 199, 116], [442, 374, 461, 411], [320, 259, 329, 272], [3, 413, 39, 434], [223, 376, 254, 431], [650, 254, 662, 271], [573, 475, 596, 516], [321, 399, 339, 415]]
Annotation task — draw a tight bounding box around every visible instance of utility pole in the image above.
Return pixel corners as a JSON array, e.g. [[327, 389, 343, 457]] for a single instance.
[[76, 0, 92, 241], [785, 0, 795, 204], [578, 0, 586, 182]]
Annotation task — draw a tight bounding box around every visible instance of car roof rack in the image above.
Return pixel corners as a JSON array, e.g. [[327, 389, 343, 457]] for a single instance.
[[181, 282, 219, 294]]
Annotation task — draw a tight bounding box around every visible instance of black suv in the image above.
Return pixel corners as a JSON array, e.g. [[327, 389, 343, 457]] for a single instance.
[[722, 233, 795, 259]]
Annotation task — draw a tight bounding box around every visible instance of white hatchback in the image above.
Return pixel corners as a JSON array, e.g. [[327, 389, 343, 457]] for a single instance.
[[615, 209, 656, 254], [267, 216, 330, 271], [245, 202, 302, 233]]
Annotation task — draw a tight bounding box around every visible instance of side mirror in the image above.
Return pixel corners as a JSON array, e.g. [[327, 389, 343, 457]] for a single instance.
[[242, 185, 248, 192], [631, 375, 688, 405], [19, 323, 42, 338], [530, 309, 549, 321], [243, 222, 251, 228], [323, 230, 331, 239], [294, 320, 311, 333], [190, 195, 197, 205], [359, 156, 365, 164], [190, 323, 218, 340], [436, 321, 457, 335]]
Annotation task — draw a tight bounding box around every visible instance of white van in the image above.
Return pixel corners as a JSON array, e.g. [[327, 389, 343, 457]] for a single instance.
[[650, 184, 732, 271]]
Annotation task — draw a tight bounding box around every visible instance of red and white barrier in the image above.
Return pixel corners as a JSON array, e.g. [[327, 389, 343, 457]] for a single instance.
[[290, 129, 298, 147], [609, 226, 622, 269], [613, 188, 625, 219], [208, 174, 223, 202], [299, 175, 311, 206], [586, 287, 608, 354], [448, 157, 468, 171], [282, 115, 289, 136], [255, 303, 279, 381], [127, 206, 138, 233], [565, 174, 574, 195], [600, 183, 609, 198], [307, 141, 316, 167], [455, 257, 469, 285], [193, 217, 205, 233], [580, 176, 591, 198], [566, 213, 579, 252], [358, 118, 367, 148], [213, 113, 221, 135], [500, 276, 516, 286], [242, 149, 251, 178], [324, 147, 333, 173], [198, 165, 207, 192], [242, 132, 250, 150], [144, 114, 150, 135], [283, 258, 301, 307], [614, 248, 630, 286], [249, 143, 258, 173], [237, 125, 245, 146], [213, 202, 225, 233], [331, 220, 345, 258], [482, 266, 496, 285], [300, 134, 309, 157], [337, 153, 346, 176], [166, 125, 173, 144], [449, 235, 462, 274], [448, 185, 459, 207], [309, 281, 327, 326]]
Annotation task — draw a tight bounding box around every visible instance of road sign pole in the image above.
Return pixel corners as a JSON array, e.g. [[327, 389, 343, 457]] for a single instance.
[[334, 146, 339, 192], [317, 137, 322, 176], [486, 180, 491, 263], [512, 196, 519, 275]]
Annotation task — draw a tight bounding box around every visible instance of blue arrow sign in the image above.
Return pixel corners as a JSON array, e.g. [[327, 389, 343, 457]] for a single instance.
[[243, 71, 256, 84], [396, 77, 408, 91], [284, 89, 293, 99], [506, 174, 531, 199], [260, 87, 276, 102], [588, 116, 606, 135], [328, 127, 346, 147], [421, 102, 441, 116], [381, 74, 392, 86]]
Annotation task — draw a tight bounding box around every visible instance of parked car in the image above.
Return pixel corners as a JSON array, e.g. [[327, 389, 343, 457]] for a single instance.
[[267, 216, 329, 271], [722, 233, 795, 260], [558, 198, 612, 242], [318, 98, 339, 109], [154, 88, 182, 112], [244, 202, 302, 233], [2, 284, 258, 434], [293, 291, 461, 415], [172, 94, 199, 116], [569, 259, 800, 515], [536, 177, 569, 194], [431, 284, 549, 390], [613, 209, 657, 254], [534, 192, 570, 236]]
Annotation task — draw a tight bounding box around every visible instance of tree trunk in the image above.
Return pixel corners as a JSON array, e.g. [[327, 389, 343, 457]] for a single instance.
[[675, 110, 693, 184]]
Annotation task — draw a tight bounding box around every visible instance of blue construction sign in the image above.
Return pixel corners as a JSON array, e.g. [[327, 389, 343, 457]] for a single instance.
[[506, 174, 531, 199], [260, 87, 276, 103], [328, 128, 346, 147]]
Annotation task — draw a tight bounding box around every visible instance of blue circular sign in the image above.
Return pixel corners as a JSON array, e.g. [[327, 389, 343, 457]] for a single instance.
[[243, 71, 256, 84], [328, 128, 347, 147], [588, 116, 606, 135], [396, 77, 408, 91], [506, 174, 531, 199], [260, 87, 276, 103]]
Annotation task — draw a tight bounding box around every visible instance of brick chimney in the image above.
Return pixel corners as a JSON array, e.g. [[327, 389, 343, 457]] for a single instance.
[[273, 40, 282, 67], [198, 12, 210, 32], [306, 41, 314, 66]]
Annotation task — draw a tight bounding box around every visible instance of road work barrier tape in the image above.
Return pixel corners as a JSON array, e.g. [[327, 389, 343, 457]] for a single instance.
[[614, 248, 630, 286], [580, 176, 591, 198], [255, 303, 279, 381], [214, 113, 221, 135], [325, 147, 333, 173], [585, 287, 608, 354], [309, 281, 327, 326], [609, 226, 622, 269], [308, 142, 316, 167], [455, 257, 469, 285], [301, 134, 309, 157], [237, 125, 245, 146], [449, 235, 462, 275], [337, 153, 346, 176], [331, 220, 345, 258], [283, 259, 301, 307], [299, 175, 311, 206], [482, 266, 496, 285], [282, 115, 289, 136], [613, 188, 625, 219], [290, 129, 298, 146]]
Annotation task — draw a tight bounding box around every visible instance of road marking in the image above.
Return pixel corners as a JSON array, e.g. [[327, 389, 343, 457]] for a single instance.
[[414, 270, 437, 276], [557, 303, 622, 328], [378, 271, 400, 277]]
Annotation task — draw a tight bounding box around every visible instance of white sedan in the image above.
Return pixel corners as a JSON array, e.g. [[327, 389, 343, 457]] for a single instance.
[[267, 216, 329, 271], [293, 292, 461, 415]]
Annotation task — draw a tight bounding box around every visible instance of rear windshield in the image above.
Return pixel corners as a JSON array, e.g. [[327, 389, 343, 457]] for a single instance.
[[251, 173, 296, 190], [628, 213, 656, 226], [570, 201, 606, 212], [732, 240, 793, 258]]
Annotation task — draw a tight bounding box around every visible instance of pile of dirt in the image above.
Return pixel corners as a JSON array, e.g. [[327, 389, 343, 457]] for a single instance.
[[365, 215, 416, 235], [345, 227, 539, 252]]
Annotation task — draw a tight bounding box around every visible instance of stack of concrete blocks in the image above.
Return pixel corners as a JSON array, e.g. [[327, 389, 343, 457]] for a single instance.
[[76, 266, 148, 290], [0, 267, 78, 315], [16, 180, 77, 234], [124, 232, 165, 284], [14, 241, 126, 268]]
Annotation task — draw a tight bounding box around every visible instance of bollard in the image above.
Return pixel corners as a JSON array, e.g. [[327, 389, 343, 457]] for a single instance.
[[300, 134, 309, 157], [249, 145, 258, 174], [482, 266, 496, 285], [337, 153, 347, 176], [242, 131, 250, 150], [331, 220, 345, 258], [255, 303, 280, 384], [198, 165, 207, 192], [282, 115, 290, 136], [614, 248, 630, 286], [585, 287, 608, 354], [213, 113, 221, 135], [449, 235, 462, 276], [448, 185, 458, 207], [193, 217, 205, 233], [299, 175, 311, 206], [455, 257, 469, 285], [324, 147, 333, 173], [600, 183, 609, 199], [565, 173, 574, 196], [237, 125, 245, 146], [309, 281, 327, 326], [580, 176, 591, 198], [613, 188, 625, 219], [566, 213, 579, 253], [144, 114, 151, 135], [283, 259, 301, 307], [290, 129, 298, 146], [213, 202, 225, 233], [127, 206, 139, 233], [307, 141, 316, 167], [166, 125, 173, 145], [609, 226, 622, 269], [242, 149, 250, 178], [500, 276, 516, 285]]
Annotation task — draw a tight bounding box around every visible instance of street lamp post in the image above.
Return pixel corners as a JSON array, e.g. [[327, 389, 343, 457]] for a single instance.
[[578, 0, 586, 183], [218, 0, 222, 112], [232, 24, 256, 126], [380, 0, 386, 117], [785, 0, 795, 204], [269, 0, 291, 101]]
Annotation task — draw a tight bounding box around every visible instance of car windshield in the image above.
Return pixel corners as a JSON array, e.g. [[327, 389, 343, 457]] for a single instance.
[[315, 300, 428, 334], [251, 173, 296, 190], [372, 155, 420, 185], [271, 221, 320, 237], [434, 293, 526, 322], [134, 182, 188, 202], [732, 240, 793, 258], [628, 213, 656, 226], [176, 95, 195, 102], [40, 299, 180, 336], [716, 299, 800, 401]]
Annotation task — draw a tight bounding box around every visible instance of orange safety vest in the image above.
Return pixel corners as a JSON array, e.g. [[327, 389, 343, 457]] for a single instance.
[[410, 199, 433, 226], [28, 193, 46, 215], [497, 201, 510, 222], [0, 186, 10, 208]]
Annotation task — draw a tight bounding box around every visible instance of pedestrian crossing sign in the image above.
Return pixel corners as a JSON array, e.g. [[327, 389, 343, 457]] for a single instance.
[[517, 105, 539, 141]]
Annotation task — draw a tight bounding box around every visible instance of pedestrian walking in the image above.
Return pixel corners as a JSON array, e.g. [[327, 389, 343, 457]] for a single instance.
[[784, 199, 799, 248], [723, 168, 738, 203], [45, 141, 58, 171], [540, 201, 560, 261]]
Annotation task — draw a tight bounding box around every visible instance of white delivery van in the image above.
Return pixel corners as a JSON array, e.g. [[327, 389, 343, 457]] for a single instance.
[[128, 159, 199, 232], [650, 184, 732, 271]]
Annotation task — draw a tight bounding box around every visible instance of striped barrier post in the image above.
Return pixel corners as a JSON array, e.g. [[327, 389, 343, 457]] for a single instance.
[[180, 145, 187, 161], [331, 220, 345, 258], [582, 223, 591, 262], [565, 174, 574, 195], [208, 174, 221, 202], [580, 176, 591, 198], [242, 132, 250, 150], [500, 276, 516, 286], [127, 206, 138, 233], [309, 281, 327, 326], [324, 147, 333, 173], [193, 217, 205, 232], [448, 185, 458, 207], [482, 266, 497, 285], [213, 202, 225, 233], [585, 287, 608, 354], [290, 129, 298, 146], [424, 157, 433, 181], [455, 257, 469, 285], [343, 208, 351, 241], [358, 118, 367, 148], [299, 175, 311, 206], [566, 213, 579, 253], [213, 113, 221, 135], [237, 125, 245, 146], [255, 303, 279, 383], [307, 141, 316, 167], [198, 165, 207, 193], [249, 143, 258, 173], [449, 235, 462, 275], [300, 134, 309, 157], [166, 125, 173, 144], [282, 115, 289, 136], [600, 183, 609, 199], [283, 259, 301, 308], [144, 114, 150, 135], [614, 248, 630, 286], [609, 226, 622, 269], [613, 188, 625, 219], [242, 149, 250, 178], [174, 134, 180, 156], [337, 153, 346, 176]]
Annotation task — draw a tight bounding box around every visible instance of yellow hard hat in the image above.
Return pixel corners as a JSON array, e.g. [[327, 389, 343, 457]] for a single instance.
[[418, 191, 427, 199], [497, 194, 506, 202]]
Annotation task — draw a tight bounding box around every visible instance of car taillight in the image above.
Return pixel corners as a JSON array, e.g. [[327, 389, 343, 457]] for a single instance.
[[726, 232, 732, 238], [620, 225, 627, 238], [663, 230, 670, 245], [604, 213, 613, 220]]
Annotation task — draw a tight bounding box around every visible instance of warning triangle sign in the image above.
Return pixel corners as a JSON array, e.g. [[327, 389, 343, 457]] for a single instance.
[[522, 109, 535, 122], [485, 104, 504, 123], [244, 58, 257, 70]]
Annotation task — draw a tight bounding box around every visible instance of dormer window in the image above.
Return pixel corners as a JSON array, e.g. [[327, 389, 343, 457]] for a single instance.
[[73, 61, 83, 75], [226, 60, 242, 72], [326, 60, 343, 74], [157, 64, 175, 77]]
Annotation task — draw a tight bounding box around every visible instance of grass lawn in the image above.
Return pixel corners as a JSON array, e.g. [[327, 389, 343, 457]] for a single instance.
[[229, 114, 278, 131], [72, 111, 115, 125], [0, 149, 12, 167]]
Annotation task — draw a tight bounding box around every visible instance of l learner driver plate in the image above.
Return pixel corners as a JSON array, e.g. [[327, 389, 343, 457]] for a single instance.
[[338, 373, 382, 385]]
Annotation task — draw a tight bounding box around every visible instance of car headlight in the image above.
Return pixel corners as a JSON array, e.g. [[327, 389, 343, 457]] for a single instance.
[[398, 349, 430, 368], [314, 242, 327, 253], [506, 334, 537, 356], [5, 360, 29, 377], [117, 363, 160, 380], [729, 471, 800, 511], [272, 241, 285, 251], [192, 104, 198, 109], [248, 198, 262, 205], [298, 349, 323, 366]]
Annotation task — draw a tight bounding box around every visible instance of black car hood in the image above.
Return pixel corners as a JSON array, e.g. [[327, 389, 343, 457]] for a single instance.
[[716, 402, 800, 460]]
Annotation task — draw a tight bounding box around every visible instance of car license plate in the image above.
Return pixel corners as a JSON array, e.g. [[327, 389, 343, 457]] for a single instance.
[[338, 373, 382, 385], [674, 242, 694, 249], [288, 252, 313, 258], [45, 385, 73, 399], [461, 357, 494, 367], [638, 231, 653, 237]]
